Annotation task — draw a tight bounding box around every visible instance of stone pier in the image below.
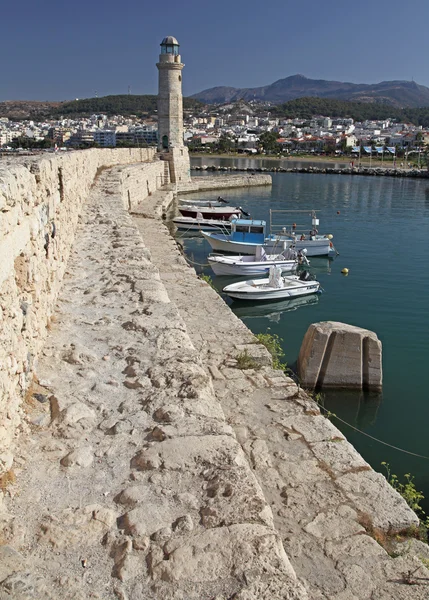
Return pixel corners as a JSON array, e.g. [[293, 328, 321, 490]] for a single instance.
[[0, 154, 428, 599]]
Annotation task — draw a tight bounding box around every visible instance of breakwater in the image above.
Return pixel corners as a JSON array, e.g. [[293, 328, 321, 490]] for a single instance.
[[192, 163, 429, 178], [0, 152, 428, 599]]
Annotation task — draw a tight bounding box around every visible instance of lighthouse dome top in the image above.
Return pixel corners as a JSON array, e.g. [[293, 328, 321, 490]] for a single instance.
[[160, 36, 180, 55], [161, 36, 179, 46]]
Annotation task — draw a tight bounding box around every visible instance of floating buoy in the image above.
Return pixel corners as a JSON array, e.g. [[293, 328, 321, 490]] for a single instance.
[[327, 234, 333, 240], [337, 211, 341, 215], [341, 268, 349, 275]]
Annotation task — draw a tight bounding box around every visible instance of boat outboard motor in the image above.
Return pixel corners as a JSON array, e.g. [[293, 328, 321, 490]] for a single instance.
[[299, 270, 311, 281], [298, 249, 310, 266], [239, 207, 250, 217]]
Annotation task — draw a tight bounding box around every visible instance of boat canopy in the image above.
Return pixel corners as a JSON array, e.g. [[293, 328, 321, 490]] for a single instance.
[[232, 219, 265, 227], [230, 218, 266, 243]]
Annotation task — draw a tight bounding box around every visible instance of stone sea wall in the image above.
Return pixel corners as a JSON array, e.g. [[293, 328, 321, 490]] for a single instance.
[[192, 163, 429, 178], [178, 172, 271, 193], [0, 148, 163, 475]]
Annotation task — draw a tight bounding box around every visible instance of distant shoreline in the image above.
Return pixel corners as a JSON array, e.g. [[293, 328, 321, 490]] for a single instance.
[[190, 152, 421, 170]]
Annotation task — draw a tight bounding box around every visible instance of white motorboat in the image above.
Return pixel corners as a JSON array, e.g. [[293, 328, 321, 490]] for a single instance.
[[202, 212, 336, 257], [179, 204, 248, 220], [208, 246, 309, 276], [173, 216, 234, 232], [223, 266, 320, 301], [178, 196, 229, 207]]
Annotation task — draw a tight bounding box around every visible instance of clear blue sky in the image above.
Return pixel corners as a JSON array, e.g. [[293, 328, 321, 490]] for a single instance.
[[1, 0, 429, 101]]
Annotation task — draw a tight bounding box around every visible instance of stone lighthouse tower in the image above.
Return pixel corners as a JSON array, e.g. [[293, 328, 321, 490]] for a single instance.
[[157, 36, 191, 185]]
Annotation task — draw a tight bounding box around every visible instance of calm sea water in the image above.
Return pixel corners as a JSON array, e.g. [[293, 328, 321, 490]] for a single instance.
[[174, 157, 429, 505]]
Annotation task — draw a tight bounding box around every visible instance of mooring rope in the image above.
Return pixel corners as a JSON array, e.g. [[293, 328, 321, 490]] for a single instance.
[[314, 399, 429, 460], [185, 256, 212, 268]]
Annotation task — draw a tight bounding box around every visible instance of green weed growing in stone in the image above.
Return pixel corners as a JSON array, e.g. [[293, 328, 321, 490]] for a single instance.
[[381, 463, 424, 514], [235, 349, 259, 370], [312, 391, 337, 422], [381, 462, 429, 541], [199, 273, 216, 290], [255, 331, 287, 371]]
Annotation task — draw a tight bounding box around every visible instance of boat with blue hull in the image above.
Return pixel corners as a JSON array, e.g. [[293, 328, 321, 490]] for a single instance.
[[201, 212, 335, 257]]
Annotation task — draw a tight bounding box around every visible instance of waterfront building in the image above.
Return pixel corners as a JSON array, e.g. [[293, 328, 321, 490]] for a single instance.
[[93, 129, 116, 147]]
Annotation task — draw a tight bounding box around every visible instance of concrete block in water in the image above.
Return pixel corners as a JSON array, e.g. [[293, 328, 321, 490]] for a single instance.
[[297, 321, 382, 391]]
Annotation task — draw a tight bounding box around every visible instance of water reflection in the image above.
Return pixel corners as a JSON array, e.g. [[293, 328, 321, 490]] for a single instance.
[[231, 294, 319, 323], [191, 155, 350, 171], [321, 390, 383, 431]]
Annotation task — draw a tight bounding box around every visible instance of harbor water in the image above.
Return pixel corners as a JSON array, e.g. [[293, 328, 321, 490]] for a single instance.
[[173, 157, 429, 507]]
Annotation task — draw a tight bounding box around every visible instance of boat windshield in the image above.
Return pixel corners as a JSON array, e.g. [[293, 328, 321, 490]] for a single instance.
[[235, 225, 249, 233], [250, 226, 264, 234]]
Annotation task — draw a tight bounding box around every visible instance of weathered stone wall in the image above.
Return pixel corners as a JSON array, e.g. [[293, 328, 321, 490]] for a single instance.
[[0, 148, 161, 474], [116, 159, 168, 211], [178, 173, 272, 193], [161, 147, 192, 185]]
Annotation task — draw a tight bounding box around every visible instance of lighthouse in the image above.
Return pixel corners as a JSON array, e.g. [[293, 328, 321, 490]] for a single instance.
[[157, 36, 191, 184]]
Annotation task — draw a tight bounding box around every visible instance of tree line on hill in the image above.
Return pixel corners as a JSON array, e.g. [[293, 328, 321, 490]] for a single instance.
[[29, 95, 202, 120], [49, 95, 429, 126], [2, 94, 429, 125], [270, 97, 429, 127]]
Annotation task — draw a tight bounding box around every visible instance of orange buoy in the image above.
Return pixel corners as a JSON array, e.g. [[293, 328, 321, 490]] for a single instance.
[[330, 242, 333, 248]]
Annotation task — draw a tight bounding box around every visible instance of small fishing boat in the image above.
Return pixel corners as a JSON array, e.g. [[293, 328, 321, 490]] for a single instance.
[[208, 246, 309, 276], [179, 204, 249, 221], [173, 216, 234, 232], [202, 212, 336, 257], [178, 196, 229, 207], [223, 266, 320, 301], [201, 219, 268, 254]]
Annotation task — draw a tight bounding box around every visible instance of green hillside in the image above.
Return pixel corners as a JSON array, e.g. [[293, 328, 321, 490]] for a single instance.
[[271, 97, 429, 127]]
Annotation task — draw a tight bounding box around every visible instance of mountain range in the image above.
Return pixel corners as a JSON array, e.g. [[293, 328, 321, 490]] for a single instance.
[[191, 75, 429, 108]]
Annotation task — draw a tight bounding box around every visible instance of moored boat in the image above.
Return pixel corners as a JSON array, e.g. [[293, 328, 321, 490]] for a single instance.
[[173, 216, 234, 232], [208, 246, 309, 276], [201, 212, 336, 257], [201, 218, 269, 254], [178, 196, 229, 207], [178, 204, 248, 220], [223, 267, 320, 302]]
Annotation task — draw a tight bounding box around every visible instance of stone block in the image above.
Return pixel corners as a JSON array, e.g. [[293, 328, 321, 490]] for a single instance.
[[297, 321, 382, 391]]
